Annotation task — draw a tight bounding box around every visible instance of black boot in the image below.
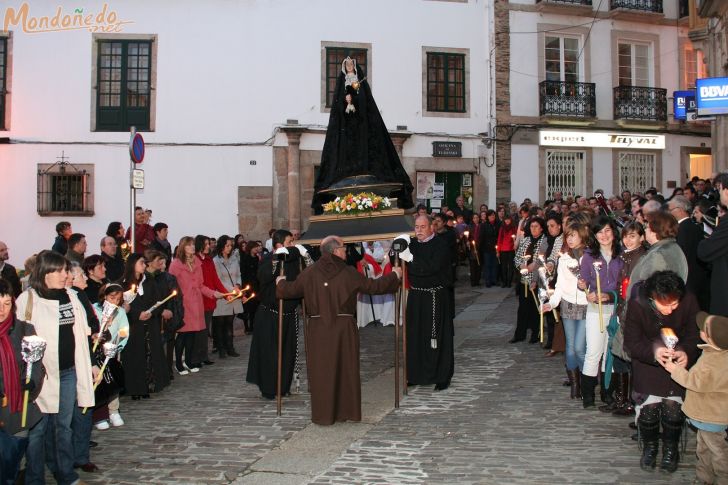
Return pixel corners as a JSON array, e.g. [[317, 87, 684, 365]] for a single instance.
[[612, 373, 635, 416], [574, 368, 582, 399], [225, 318, 240, 357], [599, 373, 619, 412], [581, 373, 597, 409], [638, 403, 661, 471], [566, 369, 576, 399], [660, 401, 685, 473], [599, 370, 615, 405]]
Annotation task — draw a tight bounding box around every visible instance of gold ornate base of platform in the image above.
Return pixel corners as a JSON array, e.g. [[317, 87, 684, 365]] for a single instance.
[[299, 208, 414, 245]]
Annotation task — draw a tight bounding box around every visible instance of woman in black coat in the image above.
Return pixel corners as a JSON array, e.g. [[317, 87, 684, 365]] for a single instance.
[[121, 254, 170, 399], [624, 270, 700, 474], [239, 241, 262, 334]]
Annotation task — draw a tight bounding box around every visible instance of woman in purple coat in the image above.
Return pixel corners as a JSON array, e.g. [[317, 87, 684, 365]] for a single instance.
[[578, 216, 623, 408]]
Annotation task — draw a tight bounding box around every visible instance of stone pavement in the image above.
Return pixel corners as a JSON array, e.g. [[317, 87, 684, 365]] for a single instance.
[[81, 277, 701, 485]]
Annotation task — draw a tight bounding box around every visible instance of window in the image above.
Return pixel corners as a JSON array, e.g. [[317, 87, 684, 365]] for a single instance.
[[546, 150, 585, 199], [618, 152, 655, 194], [37, 160, 94, 216], [96, 39, 152, 131], [545, 36, 580, 83], [0, 36, 7, 130], [325, 47, 367, 108], [426, 52, 466, 113], [618, 42, 651, 87], [684, 47, 706, 89]]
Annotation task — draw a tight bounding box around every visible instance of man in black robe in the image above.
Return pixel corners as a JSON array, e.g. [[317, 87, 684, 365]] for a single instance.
[[246, 230, 305, 399], [312, 56, 413, 213], [404, 214, 454, 391]]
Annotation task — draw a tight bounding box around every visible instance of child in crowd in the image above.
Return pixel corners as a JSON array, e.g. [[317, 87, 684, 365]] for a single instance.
[[662, 312, 728, 485]]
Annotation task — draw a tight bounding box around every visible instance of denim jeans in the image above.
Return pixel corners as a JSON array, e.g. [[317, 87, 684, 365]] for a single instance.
[[25, 367, 79, 485], [562, 318, 586, 371], [481, 252, 498, 286], [72, 402, 93, 466]]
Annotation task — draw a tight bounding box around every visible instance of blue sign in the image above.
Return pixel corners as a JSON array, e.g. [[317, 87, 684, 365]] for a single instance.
[[673, 90, 695, 121], [696, 77, 728, 116], [129, 133, 145, 164]]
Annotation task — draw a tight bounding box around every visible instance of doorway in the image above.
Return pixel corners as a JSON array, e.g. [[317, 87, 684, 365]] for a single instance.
[[690, 153, 713, 180], [416, 171, 473, 213]]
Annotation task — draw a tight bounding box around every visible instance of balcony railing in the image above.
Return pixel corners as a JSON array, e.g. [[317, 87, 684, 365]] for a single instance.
[[610, 0, 663, 13], [536, 0, 592, 5], [613, 86, 667, 122], [539, 80, 596, 119]]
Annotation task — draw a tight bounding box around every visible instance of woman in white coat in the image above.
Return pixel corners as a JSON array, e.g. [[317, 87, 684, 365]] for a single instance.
[[212, 235, 243, 357], [15, 250, 95, 485]]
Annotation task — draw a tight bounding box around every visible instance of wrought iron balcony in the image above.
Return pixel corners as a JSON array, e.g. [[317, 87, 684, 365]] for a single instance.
[[613, 86, 667, 122], [610, 0, 663, 13], [536, 0, 592, 5], [539, 80, 596, 119]]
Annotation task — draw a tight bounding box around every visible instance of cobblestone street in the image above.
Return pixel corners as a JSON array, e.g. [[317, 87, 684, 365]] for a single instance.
[[83, 276, 699, 485]]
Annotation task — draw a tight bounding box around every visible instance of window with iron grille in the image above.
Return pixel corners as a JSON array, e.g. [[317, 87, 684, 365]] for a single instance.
[[618, 152, 655, 194], [546, 150, 585, 199], [427, 52, 466, 113], [96, 40, 152, 131], [37, 162, 94, 216], [325, 47, 368, 108], [0, 36, 7, 130]]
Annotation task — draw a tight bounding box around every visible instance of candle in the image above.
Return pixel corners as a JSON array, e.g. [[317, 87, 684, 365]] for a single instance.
[[593, 261, 604, 333], [145, 290, 179, 313], [471, 240, 481, 265], [530, 287, 544, 343], [20, 336, 46, 426], [660, 327, 679, 350]]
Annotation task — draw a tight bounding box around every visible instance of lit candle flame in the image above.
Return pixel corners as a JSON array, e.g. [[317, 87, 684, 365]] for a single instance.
[[118, 327, 129, 338], [661, 327, 679, 350]]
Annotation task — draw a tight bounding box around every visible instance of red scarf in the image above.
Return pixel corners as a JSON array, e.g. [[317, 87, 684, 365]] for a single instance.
[[0, 315, 22, 413], [357, 253, 382, 277]]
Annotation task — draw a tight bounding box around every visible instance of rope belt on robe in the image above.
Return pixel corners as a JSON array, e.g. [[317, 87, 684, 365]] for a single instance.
[[410, 286, 444, 349]]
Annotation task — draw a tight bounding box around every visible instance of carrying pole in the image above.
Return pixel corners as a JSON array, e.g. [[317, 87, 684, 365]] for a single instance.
[[394, 254, 401, 408], [276, 261, 285, 416], [402, 263, 408, 396]]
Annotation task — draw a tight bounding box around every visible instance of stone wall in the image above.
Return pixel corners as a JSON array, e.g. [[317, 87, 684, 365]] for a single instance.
[[494, 0, 512, 204], [237, 186, 273, 241]]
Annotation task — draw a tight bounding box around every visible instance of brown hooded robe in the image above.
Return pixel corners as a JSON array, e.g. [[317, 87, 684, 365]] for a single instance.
[[276, 251, 399, 425]]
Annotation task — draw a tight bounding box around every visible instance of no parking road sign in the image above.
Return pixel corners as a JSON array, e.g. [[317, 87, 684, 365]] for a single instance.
[[130, 132, 145, 164]]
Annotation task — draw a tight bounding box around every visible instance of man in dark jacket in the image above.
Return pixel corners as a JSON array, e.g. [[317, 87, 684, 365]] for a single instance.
[[669, 196, 710, 310], [0, 242, 21, 298], [100, 236, 125, 283], [51, 221, 72, 255], [698, 172, 728, 316]]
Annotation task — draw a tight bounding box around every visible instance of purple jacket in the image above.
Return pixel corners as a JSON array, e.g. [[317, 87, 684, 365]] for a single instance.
[[580, 249, 624, 301]]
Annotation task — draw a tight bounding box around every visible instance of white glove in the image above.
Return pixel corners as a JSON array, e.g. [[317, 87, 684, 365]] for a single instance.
[[274, 247, 289, 255], [295, 244, 308, 257], [399, 247, 413, 263], [395, 234, 410, 243]]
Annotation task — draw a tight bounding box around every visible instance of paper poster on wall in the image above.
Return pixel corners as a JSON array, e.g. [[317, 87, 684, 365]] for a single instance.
[[430, 199, 442, 209], [416, 172, 436, 199], [432, 183, 445, 199]]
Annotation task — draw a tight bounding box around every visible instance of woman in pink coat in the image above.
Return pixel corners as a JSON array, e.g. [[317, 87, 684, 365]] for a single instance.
[[168, 236, 223, 374]]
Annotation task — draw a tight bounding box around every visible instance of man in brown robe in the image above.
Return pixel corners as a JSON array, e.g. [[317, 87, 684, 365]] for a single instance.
[[276, 235, 401, 425]]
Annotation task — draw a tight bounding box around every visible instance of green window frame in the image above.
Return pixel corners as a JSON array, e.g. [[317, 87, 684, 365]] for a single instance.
[[427, 52, 466, 113], [325, 47, 367, 108], [0, 37, 7, 130], [96, 40, 152, 131]]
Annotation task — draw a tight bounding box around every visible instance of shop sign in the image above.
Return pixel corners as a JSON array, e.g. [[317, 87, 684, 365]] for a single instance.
[[539, 130, 665, 150], [673, 90, 695, 121], [696, 77, 728, 116], [432, 141, 462, 157]]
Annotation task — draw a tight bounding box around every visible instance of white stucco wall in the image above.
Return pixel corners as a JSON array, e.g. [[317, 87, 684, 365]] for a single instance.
[[0, 0, 493, 265]]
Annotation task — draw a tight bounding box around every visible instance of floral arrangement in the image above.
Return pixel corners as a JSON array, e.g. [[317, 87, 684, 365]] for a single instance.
[[323, 192, 392, 215]]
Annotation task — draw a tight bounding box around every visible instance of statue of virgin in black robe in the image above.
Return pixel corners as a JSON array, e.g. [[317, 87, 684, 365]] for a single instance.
[[312, 57, 414, 214]]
